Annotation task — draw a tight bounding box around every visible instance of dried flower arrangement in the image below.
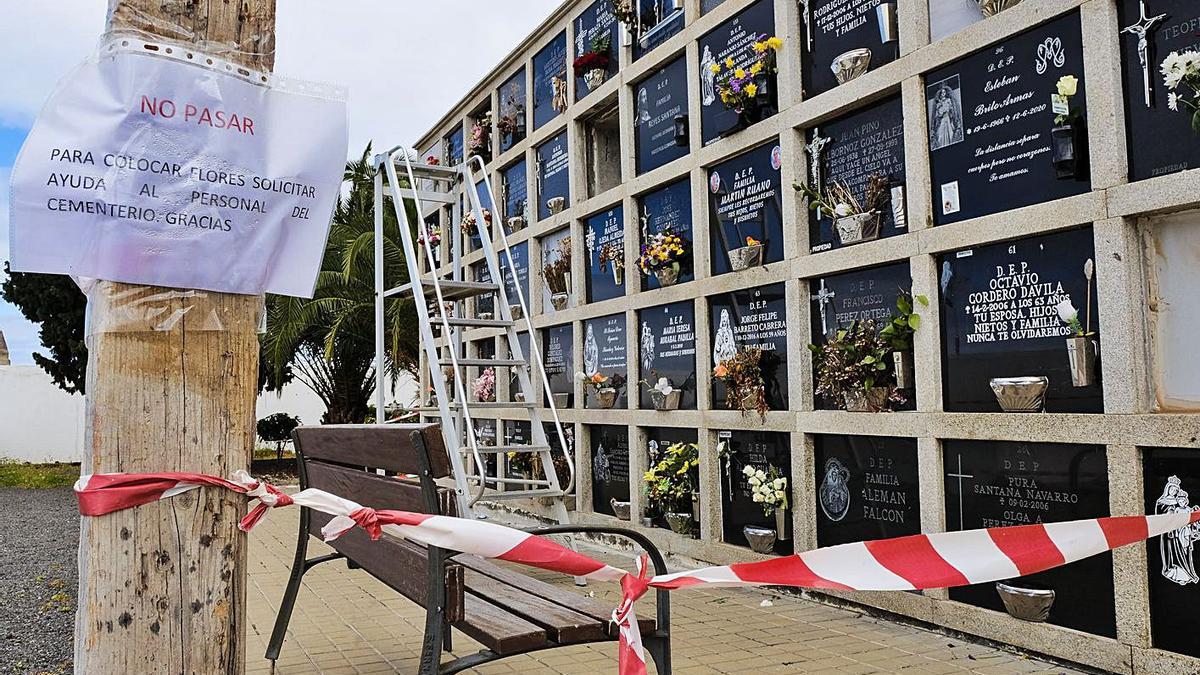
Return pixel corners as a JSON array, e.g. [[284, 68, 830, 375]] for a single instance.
[[713, 347, 769, 422], [460, 208, 492, 237], [542, 237, 573, 295], [809, 320, 907, 412]]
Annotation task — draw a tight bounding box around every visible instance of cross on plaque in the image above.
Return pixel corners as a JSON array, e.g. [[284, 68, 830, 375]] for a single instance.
[[1122, 0, 1167, 108], [946, 454, 975, 531], [805, 128, 831, 192], [810, 279, 836, 335], [798, 0, 814, 51], [640, 203, 651, 240]]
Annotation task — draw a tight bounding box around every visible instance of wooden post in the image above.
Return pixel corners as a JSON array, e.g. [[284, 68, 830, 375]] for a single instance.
[[75, 2, 276, 672]]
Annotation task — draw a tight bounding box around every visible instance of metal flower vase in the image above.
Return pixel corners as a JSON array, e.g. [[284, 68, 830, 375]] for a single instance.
[[651, 388, 681, 411], [893, 351, 915, 390], [774, 508, 789, 542], [834, 211, 880, 245], [665, 512, 694, 536], [1065, 337, 1097, 387], [843, 387, 890, 412], [989, 376, 1048, 412], [584, 68, 607, 91], [610, 497, 632, 520], [743, 525, 776, 554], [995, 581, 1055, 622], [729, 242, 764, 271]]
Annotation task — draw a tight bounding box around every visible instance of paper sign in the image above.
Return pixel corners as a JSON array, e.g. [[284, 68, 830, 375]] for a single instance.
[[8, 42, 347, 297]]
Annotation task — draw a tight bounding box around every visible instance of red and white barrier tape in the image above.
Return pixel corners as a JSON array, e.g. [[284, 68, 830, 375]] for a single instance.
[[75, 472, 1200, 675]]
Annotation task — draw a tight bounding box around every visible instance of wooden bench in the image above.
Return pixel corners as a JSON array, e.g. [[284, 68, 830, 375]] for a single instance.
[[265, 423, 672, 674]]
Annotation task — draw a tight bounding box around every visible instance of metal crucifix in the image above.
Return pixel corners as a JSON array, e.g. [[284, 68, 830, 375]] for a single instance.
[[805, 127, 831, 218], [810, 279, 836, 336], [1122, 0, 1167, 108]]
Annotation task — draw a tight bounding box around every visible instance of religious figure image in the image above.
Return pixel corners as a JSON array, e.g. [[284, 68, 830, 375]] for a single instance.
[[1156, 476, 1200, 585], [640, 321, 656, 371], [593, 442, 612, 483], [700, 45, 717, 106], [926, 75, 964, 151], [712, 308, 738, 366], [819, 457, 851, 522], [637, 87, 651, 123], [583, 323, 600, 375], [648, 439, 660, 463], [551, 75, 568, 113]]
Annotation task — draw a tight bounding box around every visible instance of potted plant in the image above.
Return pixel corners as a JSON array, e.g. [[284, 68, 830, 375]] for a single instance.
[[638, 227, 689, 287], [742, 463, 789, 554], [599, 241, 625, 285], [714, 347, 769, 422], [507, 198, 527, 232], [574, 33, 612, 92], [709, 35, 782, 133], [810, 320, 906, 412], [542, 238, 572, 310], [1050, 74, 1088, 180], [728, 236, 764, 272], [461, 208, 492, 238], [468, 111, 492, 163], [547, 196, 567, 214], [877, 292, 929, 391], [506, 449, 535, 483], [1163, 50, 1200, 132], [796, 174, 891, 246], [472, 367, 496, 403], [1055, 259, 1098, 387], [577, 371, 626, 409], [644, 441, 700, 537], [642, 377, 682, 411], [551, 392, 570, 409]]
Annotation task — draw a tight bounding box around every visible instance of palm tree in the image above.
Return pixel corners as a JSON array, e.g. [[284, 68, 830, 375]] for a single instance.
[[263, 144, 421, 424]]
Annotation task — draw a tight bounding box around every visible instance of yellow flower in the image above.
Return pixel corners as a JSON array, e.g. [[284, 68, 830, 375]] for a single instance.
[[735, 68, 746, 79], [1056, 74, 1078, 97], [710, 62, 721, 74], [766, 36, 782, 50], [749, 61, 764, 75], [725, 57, 735, 68], [745, 83, 758, 97], [753, 42, 767, 53]]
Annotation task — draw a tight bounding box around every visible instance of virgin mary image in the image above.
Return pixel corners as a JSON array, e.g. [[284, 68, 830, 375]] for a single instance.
[[583, 323, 600, 375], [712, 308, 738, 366], [928, 81, 963, 150], [640, 321, 656, 371], [1156, 476, 1200, 585]]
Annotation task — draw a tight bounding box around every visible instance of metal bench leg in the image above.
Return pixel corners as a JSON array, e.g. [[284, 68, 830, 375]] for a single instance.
[[442, 617, 454, 653], [419, 546, 450, 675], [265, 507, 312, 661], [645, 633, 672, 675]]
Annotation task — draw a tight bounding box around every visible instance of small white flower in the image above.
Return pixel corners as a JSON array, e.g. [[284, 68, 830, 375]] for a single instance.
[[742, 465, 755, 477], [1055, 299, 1078, 325], [749, 476, 761, 486], [834, 203, 854, 217], [752, 493, 764, 503], [772, 478, 785, 489], [759, 599, 774, 607], [1169, 91, 1180, 112], [755, 469, 767, 480], [653, 377, 675, 395]]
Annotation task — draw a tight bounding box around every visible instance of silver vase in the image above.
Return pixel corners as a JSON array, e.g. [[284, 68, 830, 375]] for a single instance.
[[1065, 337, 1097, 388], [743, 525, 776, 554], [893, 351, 915, 390], [989, 376, 1049, 412], [978, 0, 1024, 17], [774, 508, 789, 542], [995, 581, 1055, 622]]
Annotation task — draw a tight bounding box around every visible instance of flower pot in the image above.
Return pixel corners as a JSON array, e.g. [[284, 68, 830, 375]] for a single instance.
[[753, 74, 774, 113], [507, 216, 526, 232], [514, 392, 526, 403], [834, 211, 880, 245], [743, 525, 776, 554], [831, 48, 872, 84], [640, 516, 654, 527], [594, 387, 618, 409], [989, 376, 1049, 412], [552, 392, 570, 409], [665, 512, 694, 536], [1051, 122, 1088, 181], [691, 491, 701, 522], [741, 387, 764, 411], [654, 264, 681, 287], [478, 312, 494, 321], [995, 581, 1055, 622], [509, 304, 524, 320], [610, 498, 632, 520], [978, 0, 1023, 17], [650, 388, 681, 411], [550, 292, 570, 311], [584, 68, 607, 91], [728, 243, 764, 271], [774, 508, 789, 542], [548, 196, 566, 214], [843, 387, 890, 412], [612, 264, 624, 286], [893, 350, 915, 390], [1065, 336, 1098, 388]]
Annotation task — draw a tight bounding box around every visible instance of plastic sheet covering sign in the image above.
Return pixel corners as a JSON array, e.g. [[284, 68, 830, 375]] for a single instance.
[[8, 40, 348, 298]]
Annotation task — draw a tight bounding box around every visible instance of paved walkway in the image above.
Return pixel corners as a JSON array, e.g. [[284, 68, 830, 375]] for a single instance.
[[246, 508, 1085, 674]]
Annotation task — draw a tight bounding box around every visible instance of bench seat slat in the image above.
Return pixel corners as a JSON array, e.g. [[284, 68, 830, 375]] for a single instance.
[[456, 594, 549, 655], [463, 569, 607, 644]]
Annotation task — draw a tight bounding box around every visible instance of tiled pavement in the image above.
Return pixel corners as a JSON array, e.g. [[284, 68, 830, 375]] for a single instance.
[[246, 508, 1085, 674]]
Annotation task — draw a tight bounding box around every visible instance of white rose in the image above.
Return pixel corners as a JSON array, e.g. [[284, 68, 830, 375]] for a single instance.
[[1055, 299, 1077, 325], [772, 478, 785, 489], [748, 476, 761, 486], [834, 203, 853, 217], [755, 469, 767, 480], [775, 490, 787, 501], [752, 493, 764, 503], [742, 465, 755, 477]]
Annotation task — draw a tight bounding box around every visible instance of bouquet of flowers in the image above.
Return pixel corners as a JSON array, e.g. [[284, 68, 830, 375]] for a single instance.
[[743, 464, 788, 518], [472, 367, 496, 403], [417, 223, 442, 248], [714, 347, 769, 422], [598, 241, 624, 280], [637, 228, 689, 275], [1162, 51, 1200, 131], [426, 155, 440, 166], [809, 319, 906, 412], [573, 33, 612, 77], [607, 0, 638, 28], [543, 238, 573, 295], [796, 174, 891, 220], [577, 371, 627, 392], [469, 112, 492, 159], [709, 35, 782, 114], [461, 208, 492, 237], [643, 442, 699, 514]]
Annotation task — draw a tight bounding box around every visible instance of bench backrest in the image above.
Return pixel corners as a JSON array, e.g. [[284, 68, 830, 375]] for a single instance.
[[292, 423, 464, 622]]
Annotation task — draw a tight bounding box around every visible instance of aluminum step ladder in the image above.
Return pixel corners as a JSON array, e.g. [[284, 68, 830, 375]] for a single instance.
[[371, 147, 576, 528]]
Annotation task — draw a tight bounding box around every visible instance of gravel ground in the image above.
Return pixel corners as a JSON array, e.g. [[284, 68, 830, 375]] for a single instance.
[[0, 488, 77, 674]]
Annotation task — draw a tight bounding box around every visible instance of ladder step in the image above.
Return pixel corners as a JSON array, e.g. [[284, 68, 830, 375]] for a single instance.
[[459, 444, 550, 455], [386, 280, 498, 302], [480, 489, 566, 500], [393, 187, 455, 204], [440, 317, 514, 329], [397, 161, 461, 178], [414, 401, 535, 411], [440, 358, 527, 367]]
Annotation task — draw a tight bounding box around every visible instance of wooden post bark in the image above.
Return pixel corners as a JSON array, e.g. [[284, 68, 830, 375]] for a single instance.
[[75, 2, 276, 672]]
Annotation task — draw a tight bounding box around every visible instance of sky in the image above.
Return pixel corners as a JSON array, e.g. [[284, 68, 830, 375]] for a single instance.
[[0, 0, 561, 364]]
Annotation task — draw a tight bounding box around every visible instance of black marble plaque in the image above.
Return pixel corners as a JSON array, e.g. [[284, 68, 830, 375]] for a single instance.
[[926, 12, 1090, 225], [537, 131, 570, 221], [635, 55, 690, 175], [1144, 447, 1200, 658], [498, 68, 527, 153], [501, 419, 530, 489], [719, 430, 793, 554], [643, 426, 700, 527], [533, 32, 568, 131], [939, 227, 1102, 413], [501, 241, 530, 309], [944, 440, 1114, 637], [540, 227, 573, 314], [809, 261, 915, 411], [585, 205, 625, 303], [543, 323, 575, 407], [591, 424, 631, 515], [502, 159, 529, 228], [474, 418, 499, 486], [638, 301, 698, 410], [815, 435, 920, 546], [698, 0, 776, 145], [583, 313, 629, 408], [634, 0, 685, 61], [1120, 0, 1200, 181], [639, 178, 693, 291], [802, 0, 898, 97], [444, 127, 464, 166], [807, 97, 907, 253], [708, 283, 789, 410], [708, 140, 784, 276], [507, 332, 532, 403], [574, 0, 620, 102]]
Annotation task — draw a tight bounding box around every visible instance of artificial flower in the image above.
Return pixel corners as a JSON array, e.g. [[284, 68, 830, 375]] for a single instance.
[[725, 57, 735, 68], [1169, 91, 1180, 111], [1055, 299, 1078, 324], [746, 236, 760, 246], [745, 83, 758, 97], [1056, 75, 1078, 97], [749, 61, 764, 75], [710, 62, 721, 74], [735, 68, 746, 79], [766, 36, 782, 51], [714, 363, 729, 378]]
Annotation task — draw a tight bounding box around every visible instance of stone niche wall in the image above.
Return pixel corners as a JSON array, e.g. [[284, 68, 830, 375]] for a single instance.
[[412, 0, 1200, 671]]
